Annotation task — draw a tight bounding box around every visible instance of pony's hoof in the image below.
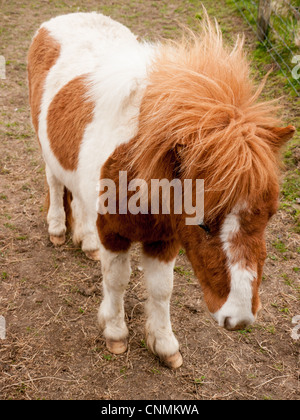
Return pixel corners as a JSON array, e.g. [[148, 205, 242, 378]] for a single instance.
[[106, 339, 128, 355], [85, 249, 101, 261], [50, 234, 66, 246], [162, 351, 183, 369]]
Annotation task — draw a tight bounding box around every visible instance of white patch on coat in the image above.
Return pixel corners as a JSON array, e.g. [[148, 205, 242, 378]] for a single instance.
[[212, 206, 257, 329]]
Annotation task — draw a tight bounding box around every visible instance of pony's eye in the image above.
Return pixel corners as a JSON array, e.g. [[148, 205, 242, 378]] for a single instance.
[[199, 224, 210, 234]]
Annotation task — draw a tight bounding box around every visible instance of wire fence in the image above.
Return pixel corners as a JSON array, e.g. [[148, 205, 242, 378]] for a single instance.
[[232, 0, 300, 96]]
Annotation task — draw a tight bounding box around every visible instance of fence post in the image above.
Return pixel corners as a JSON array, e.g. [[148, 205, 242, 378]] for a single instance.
[[257, 0, 272, 42]]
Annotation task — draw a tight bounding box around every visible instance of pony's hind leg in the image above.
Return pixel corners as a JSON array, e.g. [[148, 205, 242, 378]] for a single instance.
[[98, 246, 131, 354], [142, 254, 182, 369], [81, 209, 101, 261], [71, 197, 100, 261], [45, 165, 66, 246]]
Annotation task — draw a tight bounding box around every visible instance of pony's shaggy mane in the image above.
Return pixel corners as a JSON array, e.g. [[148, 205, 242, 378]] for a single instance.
[[128, 16, 282, 221]]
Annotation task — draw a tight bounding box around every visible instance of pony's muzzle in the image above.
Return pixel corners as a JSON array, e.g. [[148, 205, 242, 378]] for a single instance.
[[211, 311, 255, 331], [223, 317, 250, 331]]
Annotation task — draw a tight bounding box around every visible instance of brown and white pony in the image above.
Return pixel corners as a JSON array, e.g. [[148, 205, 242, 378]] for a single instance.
[[28, 12, 295, 368]]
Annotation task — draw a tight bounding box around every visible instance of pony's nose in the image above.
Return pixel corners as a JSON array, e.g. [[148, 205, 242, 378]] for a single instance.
[[224, 317, 249, 331]]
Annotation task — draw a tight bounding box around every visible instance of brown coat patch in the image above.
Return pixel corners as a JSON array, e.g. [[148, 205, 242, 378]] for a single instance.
[[47, 75, 94, 171], [28, 28, 61, 138]]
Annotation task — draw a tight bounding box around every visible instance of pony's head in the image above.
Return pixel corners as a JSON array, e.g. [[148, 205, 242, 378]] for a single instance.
[[183, 162, 290, 331], [178, 123, 295, 331], [129, 16, 296, 330]]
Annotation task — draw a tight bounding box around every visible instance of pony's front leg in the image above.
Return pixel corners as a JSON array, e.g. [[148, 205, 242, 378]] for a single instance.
[[98, 246, 131, 355], [143, 255, 183, 369]]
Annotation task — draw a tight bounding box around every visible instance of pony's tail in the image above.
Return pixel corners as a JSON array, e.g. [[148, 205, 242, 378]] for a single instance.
[[63, 187, 73, 232]]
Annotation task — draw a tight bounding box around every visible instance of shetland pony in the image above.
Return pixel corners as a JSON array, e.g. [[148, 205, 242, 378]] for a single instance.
[[28, 12, 295, 368]]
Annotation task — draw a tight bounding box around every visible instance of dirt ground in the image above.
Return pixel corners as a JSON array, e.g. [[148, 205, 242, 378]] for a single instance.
[[0, 0, 299, 400]]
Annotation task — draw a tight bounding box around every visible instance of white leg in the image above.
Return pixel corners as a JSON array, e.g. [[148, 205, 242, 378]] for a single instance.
[[71, 197, 84, 246], [142, 254, 182, 369], [98, 246, 131, 354], [46, 165, 66, 245], [71, 197, 100, 260], [81, 208, 100, 255]]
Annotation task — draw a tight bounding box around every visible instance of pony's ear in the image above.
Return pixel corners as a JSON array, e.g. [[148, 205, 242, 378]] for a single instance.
[[269, 126, 296, 150], [174, 143, 186, 161]]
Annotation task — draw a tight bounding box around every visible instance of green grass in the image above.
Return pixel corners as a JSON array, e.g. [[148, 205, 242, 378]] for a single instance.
[[194, 376, 206, 385], [282, 173, 300, 203], [103, 354, 113, 361], [272, 240, 288, 253], [150, 368, 162, 375], [265, 325, 276, 335], [227, 0, 300, 95], [174, 266, 193, 277], [281, 138, 300, 233], [238, 326, 253, 335], [16, 235, 28, 241], [4, 222, 16, 230]]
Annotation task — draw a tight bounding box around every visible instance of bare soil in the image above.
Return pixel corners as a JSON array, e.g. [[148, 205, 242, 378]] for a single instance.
[[0, 0, 299, 400]]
